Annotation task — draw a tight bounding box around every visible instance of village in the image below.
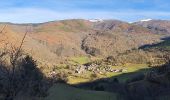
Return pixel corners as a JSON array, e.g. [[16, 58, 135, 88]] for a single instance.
[[75, 63, 128, 74]]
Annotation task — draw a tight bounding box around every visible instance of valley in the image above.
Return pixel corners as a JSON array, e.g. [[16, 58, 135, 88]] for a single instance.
[[0, 19, 170, 100]]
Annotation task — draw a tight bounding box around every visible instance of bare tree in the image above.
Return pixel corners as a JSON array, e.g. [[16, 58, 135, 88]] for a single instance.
[[0, 25, 29, 99], [0, 25, 50, 100], [11, 30, 28, 95]]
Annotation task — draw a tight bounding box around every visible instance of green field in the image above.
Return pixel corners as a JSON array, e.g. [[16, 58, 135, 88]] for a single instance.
[[45, 63, 150, 100], [67, 63, 149, 84], [105, 64, 148, 82], [69, 56, 91, 65], [45, 83, 118, 100]]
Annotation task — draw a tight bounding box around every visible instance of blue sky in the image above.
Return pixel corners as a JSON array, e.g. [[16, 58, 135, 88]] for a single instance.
[[0, 0, 170, 23]]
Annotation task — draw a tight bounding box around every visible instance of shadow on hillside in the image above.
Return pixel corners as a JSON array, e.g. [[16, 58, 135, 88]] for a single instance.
[[73, 68, 148, 88], [1, 54, 170, 100], [0, 56, 151, 100], [0, 55, 53, 100], [71, 65, 170, 100], [139, 36, 170, 50], [70, 68, 149, 100]]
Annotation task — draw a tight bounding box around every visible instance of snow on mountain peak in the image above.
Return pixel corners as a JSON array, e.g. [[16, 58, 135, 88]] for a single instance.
[[89, 19, 103, 22], [140, 19, 152, 22]]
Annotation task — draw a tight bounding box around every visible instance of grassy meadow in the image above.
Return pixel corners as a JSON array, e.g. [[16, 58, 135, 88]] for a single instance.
[[45, 83, 118, 100]]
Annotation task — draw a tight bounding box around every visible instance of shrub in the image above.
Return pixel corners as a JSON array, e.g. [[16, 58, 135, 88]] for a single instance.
[[90, 73, 98, 79], [0, 55, 49, 99]]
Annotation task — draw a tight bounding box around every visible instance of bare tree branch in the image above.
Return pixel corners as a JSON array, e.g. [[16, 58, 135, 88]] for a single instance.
[[11, 28, 28, 66], [0, 25, 7, 34]]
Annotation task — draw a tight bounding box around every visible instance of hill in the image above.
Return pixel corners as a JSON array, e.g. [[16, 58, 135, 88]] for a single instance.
[[0, 19, 170, 100], [0, 19, 165, 65], [134, 19, 170, 34]]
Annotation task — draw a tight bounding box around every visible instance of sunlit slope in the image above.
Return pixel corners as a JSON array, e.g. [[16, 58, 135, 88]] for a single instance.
[[0, 19, 167, 65]]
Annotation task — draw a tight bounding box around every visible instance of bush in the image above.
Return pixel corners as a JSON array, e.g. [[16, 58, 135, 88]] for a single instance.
[[126, 73, 145, 83], [0, 55, 49, 99], [90, 73, 98, 80], [94, 86, 105, 91]]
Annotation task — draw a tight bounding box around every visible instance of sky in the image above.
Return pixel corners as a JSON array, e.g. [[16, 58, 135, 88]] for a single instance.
[[0, 0, 170, 23]]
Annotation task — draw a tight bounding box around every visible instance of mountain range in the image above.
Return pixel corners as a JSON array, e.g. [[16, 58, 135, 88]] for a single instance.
[[0, 19, 169, 65]]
